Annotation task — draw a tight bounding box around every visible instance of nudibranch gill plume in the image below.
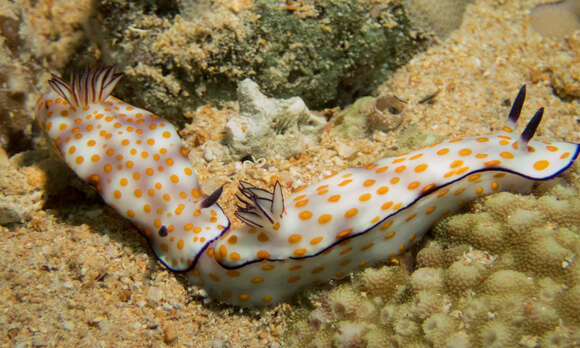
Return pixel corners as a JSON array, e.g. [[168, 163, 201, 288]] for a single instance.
[[36, 68, 579, 306]]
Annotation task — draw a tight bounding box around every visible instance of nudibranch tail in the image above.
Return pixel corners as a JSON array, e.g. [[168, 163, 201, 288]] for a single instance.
[[36, 67, 229, 272]]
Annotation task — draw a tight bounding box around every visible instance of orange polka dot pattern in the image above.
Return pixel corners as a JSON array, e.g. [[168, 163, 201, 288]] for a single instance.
[[35, 68, 229, 272], [192, 89, 577, 306], [36, 71, 580, 307]]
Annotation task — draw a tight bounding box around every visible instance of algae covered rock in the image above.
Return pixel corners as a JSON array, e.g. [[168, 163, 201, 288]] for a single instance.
[[88, 0, 429, 123]]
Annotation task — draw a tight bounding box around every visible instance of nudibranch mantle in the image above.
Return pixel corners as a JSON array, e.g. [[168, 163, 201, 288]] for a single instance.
[[35, 67, 229, 272], [36, 68, 579, 307]]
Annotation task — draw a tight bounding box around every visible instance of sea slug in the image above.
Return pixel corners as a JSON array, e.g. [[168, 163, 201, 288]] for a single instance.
[[36, 68, 580, 306], [35, 67, 229, 272]]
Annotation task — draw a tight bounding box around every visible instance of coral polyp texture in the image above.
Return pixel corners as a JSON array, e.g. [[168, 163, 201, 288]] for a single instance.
[[36, 68, 579, 308], [285, 165, 580, 347]]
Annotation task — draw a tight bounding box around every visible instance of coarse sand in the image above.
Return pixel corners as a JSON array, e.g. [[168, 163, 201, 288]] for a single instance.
[[1, 0, 578, 346]]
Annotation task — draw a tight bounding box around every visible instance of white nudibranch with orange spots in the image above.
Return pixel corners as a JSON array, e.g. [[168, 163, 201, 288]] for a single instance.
[[37, 68, 579, 307], [35, 67, 229, 272]]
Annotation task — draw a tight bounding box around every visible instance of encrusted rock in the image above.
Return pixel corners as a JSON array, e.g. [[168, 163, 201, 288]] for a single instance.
[[223, 79, 326, 160]]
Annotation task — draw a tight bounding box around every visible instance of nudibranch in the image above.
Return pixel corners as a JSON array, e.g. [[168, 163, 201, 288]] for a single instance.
[[36, 68, 579, 307], [35, 67, 229, 272]]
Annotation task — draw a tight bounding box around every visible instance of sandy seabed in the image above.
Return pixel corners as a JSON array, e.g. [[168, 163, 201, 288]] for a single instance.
[[1, 0, 579, 347]]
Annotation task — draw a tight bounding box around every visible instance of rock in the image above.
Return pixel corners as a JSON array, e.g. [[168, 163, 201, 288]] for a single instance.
[[146, 286, 163, 305], [70, 0, 432, 123], [0, 153, 45, 225], [0, 203, 21, 225], [163, 324, 178, 344], [531, 0, 580, 42], [223, 79, 326, 160]]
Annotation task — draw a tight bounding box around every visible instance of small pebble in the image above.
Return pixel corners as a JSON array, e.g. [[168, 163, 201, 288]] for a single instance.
[[0, 204, 21, 225], [164, 324, 178, 344], [146, 286, 163, 305]]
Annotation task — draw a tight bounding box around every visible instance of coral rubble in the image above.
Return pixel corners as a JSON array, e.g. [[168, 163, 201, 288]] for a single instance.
[[223, 79, 326, 160]]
